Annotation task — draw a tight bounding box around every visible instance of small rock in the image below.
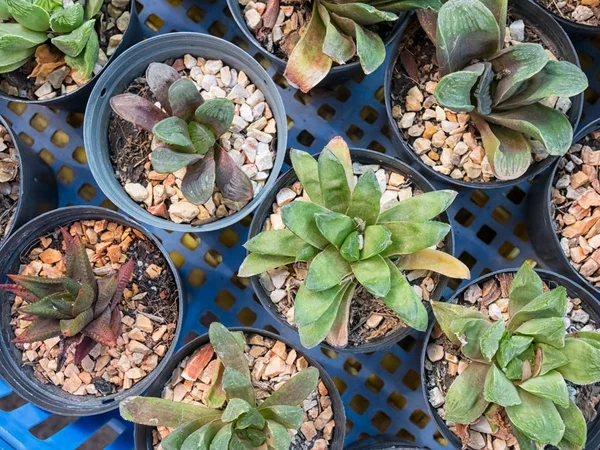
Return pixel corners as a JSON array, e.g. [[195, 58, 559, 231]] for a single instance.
[[427, 343, 444, 362], [125, 183, 149, 202]]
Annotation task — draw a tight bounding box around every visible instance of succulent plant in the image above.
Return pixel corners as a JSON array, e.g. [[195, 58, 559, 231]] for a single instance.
[[0, 228, 133, 366], [283, 0, 442, 92], [430, 263, 600, 450], [110, 62, 253, 206], [0, 0, 103, 82], [427, 0, 588, 180], [238, 137, 470, 349], [120, 323, 320, 450]]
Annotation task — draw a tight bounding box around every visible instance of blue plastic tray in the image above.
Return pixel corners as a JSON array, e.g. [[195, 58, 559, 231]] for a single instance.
[[1, 1, 600, 448]]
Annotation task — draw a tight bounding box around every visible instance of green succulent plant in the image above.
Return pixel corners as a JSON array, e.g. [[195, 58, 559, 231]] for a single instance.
[[431, 262, 600, 450], [110, 62, 253, 206], [0, 228, 133, 367], [423, 0, 588, 180], [120, 323, 320, 450], [239, 137, 470, 349], [283, 0, 442, 92], [0, 0, 103, 80]]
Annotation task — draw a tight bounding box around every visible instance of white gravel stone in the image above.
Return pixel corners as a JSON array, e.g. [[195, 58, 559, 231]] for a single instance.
[[125, 183, 149, 202]]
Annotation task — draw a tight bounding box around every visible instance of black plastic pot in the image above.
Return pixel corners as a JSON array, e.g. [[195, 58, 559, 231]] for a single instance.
[[420, 268, 600, 450], [226, 0, 407, 89], [345, 436, 424, 450], [528, 118, 600, 295], [134, 326, 346, 450], [0, 206, 184, 416], [0, 1, 142, 111], [384, 0, 584, 189], [85, 32, 287, 233], [0, 115, 57, 245], [533, 0, 600, 36], [248, 148, 455, 354]]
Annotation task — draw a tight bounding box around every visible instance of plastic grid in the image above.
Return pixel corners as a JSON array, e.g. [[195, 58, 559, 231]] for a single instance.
[[0, 1, 599, 449]]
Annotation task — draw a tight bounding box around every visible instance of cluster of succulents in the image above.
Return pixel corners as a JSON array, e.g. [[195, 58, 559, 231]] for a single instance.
[[239, 137, 470, 348], [431, 262, 600, 449], [0, 0, 103, 82], [120, 323, 319, 450], [110, 62, 253, 206]]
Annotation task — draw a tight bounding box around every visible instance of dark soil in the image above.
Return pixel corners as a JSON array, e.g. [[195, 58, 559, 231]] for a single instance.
[[0, 200, 17, 241], [536, 0, 600, 26]]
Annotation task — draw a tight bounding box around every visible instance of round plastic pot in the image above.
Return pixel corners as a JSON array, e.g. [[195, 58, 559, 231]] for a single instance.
[[528, 118, 600, 295], [134, 326, 346, 450], [0, 1, 142, 112], [345, 436, 424, 450], [84, 32, 287, 233], [0, 115, 57, 246], [384, 1, 584, 189], [248, 148, 455, 354], [533, 0, 600, 36], [226, 0, 407, 89], [420, 268, 600, 450], [0, 206, 185, 416]]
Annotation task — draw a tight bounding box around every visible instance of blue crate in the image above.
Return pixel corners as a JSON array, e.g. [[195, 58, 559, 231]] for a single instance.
[[1, 1, 599, 448]]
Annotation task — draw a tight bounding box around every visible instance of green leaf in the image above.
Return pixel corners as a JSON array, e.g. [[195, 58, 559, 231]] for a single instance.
[[382, 259, 427, 331], [473, 62, 494, 114], [568, 331, 600, 349], [520, 371, 569, 408], [11, 318, 61, 343], [318, 4, 355, 65], [290, 149, 322, 205], [266, 420, 291, 450], [318, 149, 351, 214], [21, 297, 70, 319], [8, 275, 68, 299], [209, 323, 251, 382], [6, 0, 50, 31], [294, 282, 348, 327], [505, 357, 524, 381], [434, 69, 480, 112], [361, 225, 392, 259], [396, 249, 470, 279], [379, 190, 457, 223], [162, 420, 205, 450], [222, 368, 255, 406], [296, 245, 319, 262], [237, 428, 265, 447], [64, 29, 98, 81], [444, 362, 490, 424], [509, 287, 567, 330], [206, 361, 226, 409], [244, 229, 314, 258], [51, 19, 95, 57], [236, 409, 265, 430], [195, 99, 234, 137], [515, 317, 565, 348], [346, 170, 381, 225], [180, 421, 224, 450], [484, 363, 521, 406], [260, 367, 319, 408], [557, 338, 600, 385], [431, 301, 487, 345], [260, 405, 304, 429], [556, 399, 587, 448], [323, 1, 397, 25], [298, 283, 347, 348], [511, 423, 539, 450], [506, 389, 565, 446], [71, 285, 94, 316], [306, 245, 351, 291], [536, 343, 569, 376], [180, 153, 215, 205], [509, 262, 543, 317], [0, 0, 9, 19], [478, 0, 507, 35], [119, 397, 221, 428], [238, 254, 295, 278], [381, 221, 450, 257], [369, 0, 443, 11], [436, 0, 500, 75], [221, 398, 251, 423], [351, 254, 391, 298], [50, 3, 84, 33], [355, 23, 386, 75], [210, 423, 232, 449], [480, 319, 505, 361], [152, 117, 194, 153], [340, 231, 360, 263], [281, 201, 330, 249], [323, 136, 354, 190], [168, 78, 204, 121], [496, 334, 534, 369], [0, 23, 47, 51], [0, 46, 34, 72], [326, 282, 355, 348], [450, 317, 491, 360], [60, 308, 93, 337], [151, 147, 202, 174], [0, 54, 30, 73], [84, 0, 102, 19], [315, 212, 355, 248]]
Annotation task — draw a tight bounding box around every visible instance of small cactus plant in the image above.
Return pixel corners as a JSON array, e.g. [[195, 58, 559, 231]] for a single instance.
[[0, 228, 133, 366], [430, 262, 600, 449], [110, 62, 253, 206], [239, 137, 470, 349], [120, 323, 320, 450]]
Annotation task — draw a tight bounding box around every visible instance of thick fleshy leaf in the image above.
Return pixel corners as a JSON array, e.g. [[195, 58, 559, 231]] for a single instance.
[[381, 221, 451, 256], [474, 62, 494, 114], [568, 330, 600, 347], [110, 259, 133, 311], [180, 151, 215, 205], [20, 296, 70, 319], [478, 0, 507, 39], [557, 399, 587, 448], [12, 318, 61, 343], [323, 1, 397, 25], [51, 19, 95, 57], [318, 149, 351, 214], [0, 46, 34, 72], [516, 317, 565, 348], [188, 122, 215, 155], [444, 362, 490, 424], [536, 343, 569, 376], [379, 190, 457, 222], [436, 0, 500, 75], [509, 287, 567, 330], [324, 136, 354, 190], [351, 255, 391, 298], [221, 398, 251, 423], [237, 428, 265, 447], [168, 78, 204, 121], [194, 99, 234, 137], [506, 389, 565, 446], [498, 61, 588, 110], [236, 408, 265, 430], [6, 0, 50, 31], [485, 103, 573, 156], [281, 201, 331, 249], [60, 308, 93, 337], [81, 308, 117, 347], [110, 94, 168, 133], [557, 338, 600, 385], [361, 225, 392, 259], [260, 367, 319, 408], [71, 285, 94, 316], [65, 29, 99, 82], [298, 284, 345, 348], [382, 259, 427, 331], [370, 0, 443, 12], [340, 230, 360, 262], [290, 149, 322, 205], [209, 323, 251, 382], [261, 405, 304, 429], [146, 62, 181, 115], [318, 4, 355, 64], [450, 317, 491, 360], [0, 283, 39, 303], [65, 229, 97, 294], [50, 3, 84, 33], [238, 254, 295, 277], [315, 212, 355, 248], [509, 263, 543, 317], [119, 397, 221, 428], [266, 420, 291, 450], [325, 282, 355, 348], [346, 170, 380, 225], [210, 423, 232, 448], [222, 368, 255, 407], [206, 360, 226, 409], [484, 363, 521, 406], [152, 117, 194, 153], [284, 2, 332, 93], [0, 0, 8, 19], [73, 335, 96, 365], [164, 420, 213, 450], [490, 44, 549, 105], [480, 319, 505, 361], [431, 301, 486, 345], [244, 229, 313, 257], [355, 23, 386, 75], [0, 23, 47, 50], [496, 334, 533, 368], [434, 69, 480, 112], [151, 147, 202, 174], [84, 0, 102, 19], [395, 249, 470, 279], [520, 371, 569, 408], [295, 281, 348, 327], [214, 145, 253, 203], [306, 245, 351, 291]]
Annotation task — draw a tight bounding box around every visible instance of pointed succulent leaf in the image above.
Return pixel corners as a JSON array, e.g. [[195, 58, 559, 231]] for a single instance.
[[214, 145, 253, 202], [51, 19, 95, 57], [294, 282, 348, 327], [81, 308, 117, 347], [120, 397, 221, 428], [162, 420, 206, 450], [354, 23, 386, 75], [146, 62, 181, 115], [509, 287, 567, 330], [209, 423, 232, 449], [209, 323, 252, 382], [369, 0, 443, 11], [180, 151, 215, 205], [510, 423, 539, 450], [71, 285, 94, 316], [260, 405, 304, 429], [222, 367, 255, 406], [557, 399, 587, 448], [298, 286, 345, 348], [445, 362, 490, 424], [496, 334, 534, 369], [509, 262, 543, 316], [20, 296, 71, 319], [110, 94, 168, 133], [60, 308, 93, 337], [340, 231, 360, 262], [152, 117, 194, 153], [505, 356, 524, 381], [260, 367, 319, 408], [290, 149, 323, 205], [395, 249, 470, 279], [306, 245, 352, 291], [379, 190, 457, 223], [206, 360, 226, 409], [0, 47, 34, 73], [324, 136, 354, 190], [110, 258, 133, 310], [61, 228, 96, 295], [12, 318, 61, 343], [480, 319, 505, 361], [168, 78, 204, 121], [318, 4, 355, 64], [266, 420, 291, 450], [315, 212, 355, 248], [519, 370, 569, 408], [568, 330, 600, 348], [450, 317, 491, 360], [515, 317, 566, 348], [434, 69, 480, 112], [151, 147, 202, 174], [188, 122, 215, 155], [346, 170, 381, 225], [74, 335, 97, 365], [238, 254, 295, 278], [0, 23, 48, 50], [65, 29, 99, 82], [556, 338, 600, 385], [360, 225, 391, 259], [484, 363, 521, 406], [534, 343, 568, 376], [431, 301, 487, 345], [244, 229, 314, 257], [50, 3, 84, 33], [351, 255, 391, 298], [194, 99, 234, 137], [474, 62, 494, 114], [506, 389, 565, 446], [381, 221, 450, 256], [382, 259, 428, 331], [8, 274, 69, 299], [325, 282, 355, 348], [6, 0, 50, 31], [322, 1, 397, 25], [318, 149, 351, 214], [436, 0, 500, 75], [296, 245, 319, 262], [236, 409, 266, 430], [0, 283, 39, 303], [281, 201, 330, 249], [221, 398, 251, 423], [84, 0, 102, 19], [0, 0, 8, 18]]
